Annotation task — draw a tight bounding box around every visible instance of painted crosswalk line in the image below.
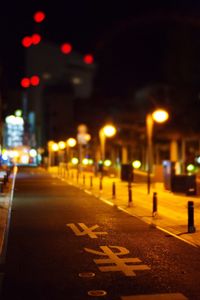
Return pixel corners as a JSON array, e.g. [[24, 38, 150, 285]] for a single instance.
[[84, 245, 150, 276]]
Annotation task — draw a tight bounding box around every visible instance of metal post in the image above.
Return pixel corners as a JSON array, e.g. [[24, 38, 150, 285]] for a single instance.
[[152, 192, 157, 217], [3, 175, 7, 185], [99, 129, 106, 162], [128, 187, 133, 207], [146, 114, 153, 195], [83, 174, 85, 185], [128, 181, 132, 190], [99, 176, 103, 191], [112, 182, 116, 199], [188, 201, 196, 233], [0, 182, 3, 193]]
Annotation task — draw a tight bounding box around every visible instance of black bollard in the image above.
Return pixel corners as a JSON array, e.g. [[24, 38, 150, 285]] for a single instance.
[[152, 192, 158, 216], [90, 176, 93, 188], [6, 171, 9, 182], [128, 187, 133, 207], [128, 181, 132, 190], [4, 175, 8, 185], [99, 177, 103, 191], [0, 182, 3, 193], [188, 201, 196, 233], [112, 182, 116, 199]]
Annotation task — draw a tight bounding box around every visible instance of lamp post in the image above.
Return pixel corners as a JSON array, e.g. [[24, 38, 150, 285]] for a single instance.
[[66, 138, 77, 163], [58, 141, 66, 163], [48, 141, 59, 167], [47, 141, 54, 168], [146, 109, 169, 194], [77, 124, 91, 173], [99, 124, 116, 162]]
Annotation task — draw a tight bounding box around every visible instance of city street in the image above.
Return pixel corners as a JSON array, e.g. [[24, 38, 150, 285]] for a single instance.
[[0, 167, 200, 299]]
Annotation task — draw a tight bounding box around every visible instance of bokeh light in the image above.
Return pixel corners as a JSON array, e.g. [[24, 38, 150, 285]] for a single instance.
[[34, 11, 46, 23]]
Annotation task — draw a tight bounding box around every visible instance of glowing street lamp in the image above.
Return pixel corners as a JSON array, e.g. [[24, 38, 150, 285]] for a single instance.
[[71, 157, 79, 165], [103, 125, 116, 137], [52, 143, 59, 152], [152, 110, 169, 123], [146, 108, 169, 194], [66, 138, 76, 148], [66, 138, 77, 163], [58, 141, 66, 163], [58, 141, 66, 150], [99, 124, 116, 162], [47, 141, 58, 167], [104, 159, 112, 167], [132, 160, 142, 169]]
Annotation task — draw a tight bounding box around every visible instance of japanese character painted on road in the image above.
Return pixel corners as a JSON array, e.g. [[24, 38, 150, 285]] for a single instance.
[[66, 223, 108, 239], [84, 245, 150, 276]]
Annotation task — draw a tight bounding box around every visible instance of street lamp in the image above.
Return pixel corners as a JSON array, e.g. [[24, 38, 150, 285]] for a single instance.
[[58, 141, 66, 163], [146, 109, 169, 194], [48, 141, 59, 167], [66, 138, 77, 163], [99, 125, 116, 162]]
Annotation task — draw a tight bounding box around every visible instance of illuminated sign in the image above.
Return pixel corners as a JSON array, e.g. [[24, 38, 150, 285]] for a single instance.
[[5, 115, 24, 147]]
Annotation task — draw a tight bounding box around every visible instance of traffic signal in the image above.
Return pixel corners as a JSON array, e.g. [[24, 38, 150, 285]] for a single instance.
[[83, 54, 94, 64], [60, 43, 72, 54], [33, 11, 46, 23]]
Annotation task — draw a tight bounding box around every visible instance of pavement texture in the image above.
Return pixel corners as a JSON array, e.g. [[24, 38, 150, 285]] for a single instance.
[[1, 164, 199, 259], [50, 166, 200, 249], [2, 167, 200, 300], [0, 167, 17, 260]]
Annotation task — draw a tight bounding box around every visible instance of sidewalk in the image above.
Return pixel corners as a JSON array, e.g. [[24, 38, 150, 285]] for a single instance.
[[49, 166, 200, 248], [0, 167, 17, 260]]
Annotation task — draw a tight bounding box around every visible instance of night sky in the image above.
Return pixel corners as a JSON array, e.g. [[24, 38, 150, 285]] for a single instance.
[[1, 0, 200, 131], [0, 1, 199, 84]]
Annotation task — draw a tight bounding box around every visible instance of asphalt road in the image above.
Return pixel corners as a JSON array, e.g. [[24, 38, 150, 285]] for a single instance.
[[1, 167, 200, 300]]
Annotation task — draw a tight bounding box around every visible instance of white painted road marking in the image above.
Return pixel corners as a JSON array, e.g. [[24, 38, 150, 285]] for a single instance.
[[121, 293, 188, 299], [84, 246, 150, 276], [66, 223, 108, 238]]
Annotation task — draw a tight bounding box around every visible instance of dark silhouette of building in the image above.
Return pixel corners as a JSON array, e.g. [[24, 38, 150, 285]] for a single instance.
[[25, 40, 96, 147]]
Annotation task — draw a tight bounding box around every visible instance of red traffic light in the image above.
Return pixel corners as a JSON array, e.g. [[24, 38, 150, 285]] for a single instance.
[[33, 11, 46, 23], [30, 75, 40, 86], [83, 54, 94, 64], [60, 43, 72, 54], [21, 78, 30, 88], [22, 36, 32, 48], [32, 34, 41, 45]]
